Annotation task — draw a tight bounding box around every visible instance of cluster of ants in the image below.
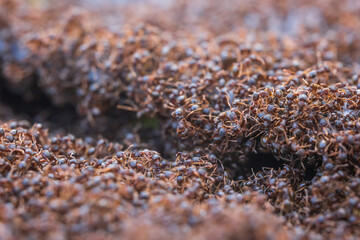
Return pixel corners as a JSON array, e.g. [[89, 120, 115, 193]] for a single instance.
[[0, 121, 294, 240], [0, 0, 359, 239]]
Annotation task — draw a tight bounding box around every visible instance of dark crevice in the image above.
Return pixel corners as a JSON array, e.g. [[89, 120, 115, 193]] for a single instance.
[[246, 151, 284, 173], [304, 165, 317, 181], [0, 69, 87, 132], [0, 70, 83, 131], [0, 68, 168, 155], [226, 151, 286, 181], [0, 72, 54, 119]]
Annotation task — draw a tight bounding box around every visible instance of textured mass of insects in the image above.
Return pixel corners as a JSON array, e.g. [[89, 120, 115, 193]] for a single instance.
[[0, 0, 359, 239]]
